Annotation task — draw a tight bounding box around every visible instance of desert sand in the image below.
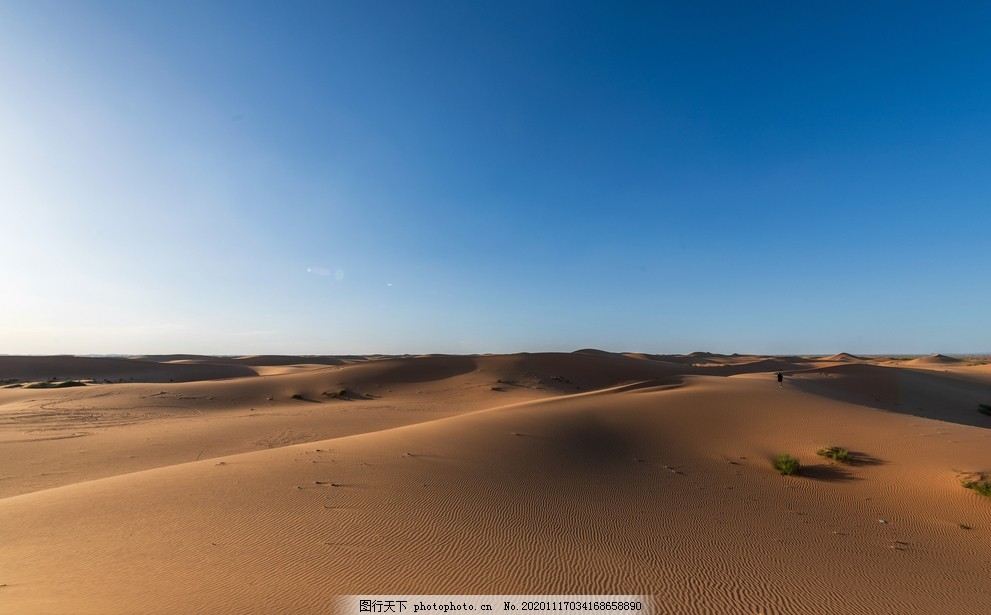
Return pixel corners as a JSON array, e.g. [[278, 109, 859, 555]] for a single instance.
[[2, 351, 991, 614]]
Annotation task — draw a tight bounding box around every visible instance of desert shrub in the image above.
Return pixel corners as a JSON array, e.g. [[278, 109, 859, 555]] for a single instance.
[[52, 380, 86, 388], [963, 475, 991, 498], [23, 380, 84, 389], [291, 393, 304, 400], [816, 446, 851, 464], [773, 453, 801, 476]]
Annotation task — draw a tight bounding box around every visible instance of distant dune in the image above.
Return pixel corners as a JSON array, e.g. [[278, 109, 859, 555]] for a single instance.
[[228, 354, 356, 366], [0, 355, 257, 383], [822, 352, 869, 362], [134, 354, 365, 366], [2, 351, 990, 614], [905, 353, 963, 365], [687, 350, 720, 358], [572, 348, 627, 359]]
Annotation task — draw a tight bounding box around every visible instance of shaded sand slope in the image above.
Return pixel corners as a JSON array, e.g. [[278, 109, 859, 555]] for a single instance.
[[3, 377, 991, 614], [788, 363, 991, 427], [0, 355, 257, 383]]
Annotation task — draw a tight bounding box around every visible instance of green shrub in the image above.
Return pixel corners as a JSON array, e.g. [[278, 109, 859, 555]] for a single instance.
[[816, 446, 851, 464], [23, 380, 86, 389], [52, 380, 86, 388], [978, 404, 991, 417], [773, 453, 801, 476], [963, 475, 991, 498]]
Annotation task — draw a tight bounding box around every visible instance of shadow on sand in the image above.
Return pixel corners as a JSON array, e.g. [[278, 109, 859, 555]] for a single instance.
[[845, 451, 885, 467], [800, 463, 859, 483], [800, 452, 886, 482]]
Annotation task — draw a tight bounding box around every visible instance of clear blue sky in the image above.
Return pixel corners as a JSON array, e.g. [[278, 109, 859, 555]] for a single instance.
[[1, 1, 989, 355]]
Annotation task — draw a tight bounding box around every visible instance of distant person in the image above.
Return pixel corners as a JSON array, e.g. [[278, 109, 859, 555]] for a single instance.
[[776, 372, 783, 388]]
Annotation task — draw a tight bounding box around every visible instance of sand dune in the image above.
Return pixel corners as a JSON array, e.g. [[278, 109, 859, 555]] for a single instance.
[[572, 348, 626, 358], [714, 357, 818, 375], [904, 353, 964, 365], [2, 353, 991, 614], [822, 352, 869, 362]]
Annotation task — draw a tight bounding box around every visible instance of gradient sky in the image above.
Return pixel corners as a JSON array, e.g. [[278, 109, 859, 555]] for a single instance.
[[2, 1, 989, 355]]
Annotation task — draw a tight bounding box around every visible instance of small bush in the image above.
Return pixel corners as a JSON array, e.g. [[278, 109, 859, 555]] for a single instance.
[[773, 453, 801, 476], [23, 380, 86, 389], [816, 446, 851, 464], [52, 380, 86, 388], [291, 393, 304, 400], [963, 474, 991, 498], [978, 404, 991, 417]]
